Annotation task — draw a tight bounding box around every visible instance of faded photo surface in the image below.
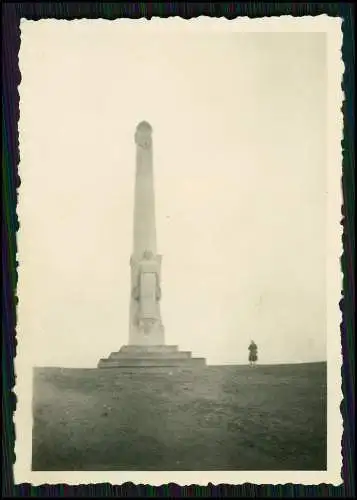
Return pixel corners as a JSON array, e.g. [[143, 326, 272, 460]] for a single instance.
[[15, 17, 343, 485]]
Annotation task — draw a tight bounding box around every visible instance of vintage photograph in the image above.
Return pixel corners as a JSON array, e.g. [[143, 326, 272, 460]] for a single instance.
[[15, 17, 343, 484]]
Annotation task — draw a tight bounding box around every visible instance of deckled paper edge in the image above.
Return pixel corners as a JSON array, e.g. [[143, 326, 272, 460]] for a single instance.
[[14, 15, 344, 486]]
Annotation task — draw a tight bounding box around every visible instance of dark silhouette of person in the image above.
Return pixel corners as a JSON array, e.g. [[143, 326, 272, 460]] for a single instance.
[[248, 340, 258, 366]]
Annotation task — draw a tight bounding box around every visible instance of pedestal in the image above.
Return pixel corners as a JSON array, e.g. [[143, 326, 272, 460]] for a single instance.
[[98, 345, 206, 369]]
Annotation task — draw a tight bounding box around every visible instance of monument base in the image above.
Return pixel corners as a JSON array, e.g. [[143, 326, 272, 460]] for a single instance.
[[98, 345, 206, 369]]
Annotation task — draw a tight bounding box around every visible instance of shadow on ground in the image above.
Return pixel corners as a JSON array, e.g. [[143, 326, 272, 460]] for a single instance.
[[32, 363, 327, 471]]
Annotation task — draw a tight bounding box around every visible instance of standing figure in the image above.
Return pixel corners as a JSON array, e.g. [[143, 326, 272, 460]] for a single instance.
[[248, 340, 258, 366]]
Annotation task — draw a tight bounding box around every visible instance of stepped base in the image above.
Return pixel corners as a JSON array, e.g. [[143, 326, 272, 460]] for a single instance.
[[98, 345, 206, 369]]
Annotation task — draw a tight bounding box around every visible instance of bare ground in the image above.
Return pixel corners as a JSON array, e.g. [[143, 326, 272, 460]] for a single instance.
[[32, 362, 327, 471]]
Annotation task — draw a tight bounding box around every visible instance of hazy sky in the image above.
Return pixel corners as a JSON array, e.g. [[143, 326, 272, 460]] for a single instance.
[[18, 22, 327, 366]]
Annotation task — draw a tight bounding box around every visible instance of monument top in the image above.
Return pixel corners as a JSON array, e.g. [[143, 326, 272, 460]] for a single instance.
[[136, 121, 152, 134]]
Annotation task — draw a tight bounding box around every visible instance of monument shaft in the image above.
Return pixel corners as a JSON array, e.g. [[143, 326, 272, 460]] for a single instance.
[[129, 122, 164, 346], [133, 124, 157, 258]]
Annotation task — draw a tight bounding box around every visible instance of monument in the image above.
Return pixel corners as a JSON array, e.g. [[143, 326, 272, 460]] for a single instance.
[[98, 121, 206, 369]]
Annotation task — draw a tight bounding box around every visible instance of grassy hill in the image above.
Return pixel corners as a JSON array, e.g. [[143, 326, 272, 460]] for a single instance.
[[32, 363, 326, 471]]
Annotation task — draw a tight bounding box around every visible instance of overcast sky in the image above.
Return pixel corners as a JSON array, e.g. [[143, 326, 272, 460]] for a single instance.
[[18, 21, 328, 366]]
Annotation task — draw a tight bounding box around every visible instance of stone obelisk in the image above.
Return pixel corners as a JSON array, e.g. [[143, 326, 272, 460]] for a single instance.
[[98, 122, 205, 369], [129, 121, 165, 346]]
